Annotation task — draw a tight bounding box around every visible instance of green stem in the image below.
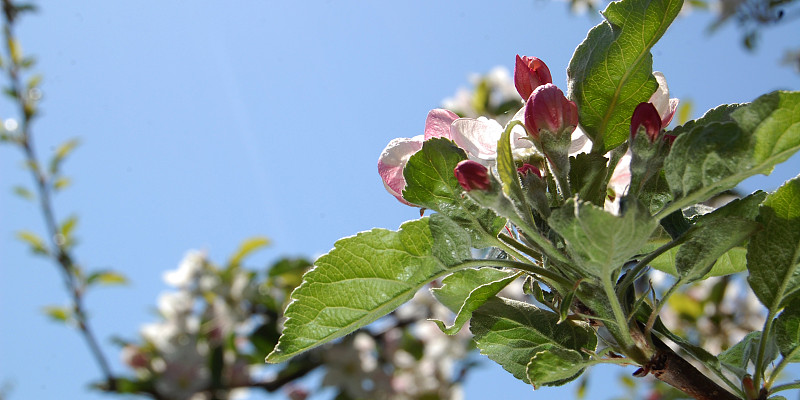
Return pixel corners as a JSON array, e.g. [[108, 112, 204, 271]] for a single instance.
[[767, 350, 800, 390], [644, 279, 682, 349], [768, 380, 800, 395], [754, 308, 778, 390], [457, 259, 572, 288], [601, 272, 639, 358], [502, 212, 572, 266], [616, 236, 686, 295], [498, 233, 541, 260]]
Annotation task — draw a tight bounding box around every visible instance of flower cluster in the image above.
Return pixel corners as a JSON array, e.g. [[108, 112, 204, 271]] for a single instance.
[[379, 55, 680, 211]]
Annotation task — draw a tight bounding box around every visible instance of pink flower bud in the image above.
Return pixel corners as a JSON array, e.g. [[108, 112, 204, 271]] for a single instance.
[[523, 84, 578, 139], [517, 163, 541, 178], [514, 55, 552, 100], [630, 102, 662, 142], [454, 160, 490, 191]]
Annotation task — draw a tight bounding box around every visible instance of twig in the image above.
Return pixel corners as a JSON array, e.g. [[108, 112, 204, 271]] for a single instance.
[[1, 0, 116, 390]]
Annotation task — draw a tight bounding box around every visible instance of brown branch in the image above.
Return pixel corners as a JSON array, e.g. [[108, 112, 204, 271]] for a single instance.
[[641, 342, 741, 400]]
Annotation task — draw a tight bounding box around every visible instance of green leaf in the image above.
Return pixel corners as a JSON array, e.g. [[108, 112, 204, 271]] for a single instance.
[[650, 245, 748, 278], [647, 191, 766, 278], [527, 346, 591, 388], [675, 216, 760, 283], [268, 257, 312, 277], [429, 213, 472, 266], [60, 214, 78, 238], [52, 176, 71, 191], [266, 218, 462, 363], [667, 103, 743, 139], [718, 331, 777, 378], [548, 198, 659, 278], [49, 138, 80, 175], [664, 91, 800, 213], [42, 305, 71, 323], [747, 176, 800, 310], [569, 152, 609, 206], [431, 267, 520, 335], [16, 230, 48, 255], [496, 122, 531, 218], [403, 138, 505, 248], [470, 297, 597, 384], [87, 270, 128, 286], [775, 297, 800, 362], [12, 185, 34, 201], [229, 236, 270, 267], [567, 0, 683, 151]]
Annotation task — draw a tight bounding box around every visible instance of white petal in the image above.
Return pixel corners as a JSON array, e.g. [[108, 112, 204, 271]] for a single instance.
[[451, 117, 503, 163], [649, 72, 671, 118]]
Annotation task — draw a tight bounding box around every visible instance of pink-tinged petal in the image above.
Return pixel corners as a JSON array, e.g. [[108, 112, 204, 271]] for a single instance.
[[514, 55, 553, 100], [454, 160, 491, 191], [605, 150, 632, 215], [451, 117, 503, 164], [569, 125, 593, 155], [423, 109, 459, 140], [378, 135, 424, 205], [517, 163, 541, 178], [662, 98, 680, 128], [649, 72, 680, 127], [510, 107, 535, 151], [630, 102, 662, 142], [524, 84, 578, 138]]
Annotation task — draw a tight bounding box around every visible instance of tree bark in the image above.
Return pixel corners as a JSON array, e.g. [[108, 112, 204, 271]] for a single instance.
[[645, 345, 740, 400]]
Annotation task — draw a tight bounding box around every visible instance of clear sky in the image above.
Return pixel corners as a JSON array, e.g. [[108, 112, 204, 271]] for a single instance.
[[1, 1, 798, 400]]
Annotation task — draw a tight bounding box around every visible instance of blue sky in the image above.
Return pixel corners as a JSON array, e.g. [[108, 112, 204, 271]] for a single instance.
[[1, 1, 798, 400]]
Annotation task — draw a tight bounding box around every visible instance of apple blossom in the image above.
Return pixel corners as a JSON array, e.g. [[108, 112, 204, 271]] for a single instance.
[[514, 55, 552, 100], [378, 109, 459, 206]]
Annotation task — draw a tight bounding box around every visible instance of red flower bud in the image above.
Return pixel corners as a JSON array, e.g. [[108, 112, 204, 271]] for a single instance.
[[524, 84, 578, 139], [454, 160, 490, 191], [517, 163, 541, 178], [630, 102, 662, 142], [514, 55, 553, 100]]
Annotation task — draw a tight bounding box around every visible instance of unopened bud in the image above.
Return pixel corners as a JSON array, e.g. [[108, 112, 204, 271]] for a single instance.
[[630, 102, 662, 143], [514, 55, 552, 100], [524, 84, 578, 140], [454, 160, 490, 191]]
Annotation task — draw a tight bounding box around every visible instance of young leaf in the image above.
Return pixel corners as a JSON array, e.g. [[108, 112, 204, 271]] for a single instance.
[[12, 185, 34, 201], [569, 152, 609, 206], [16, 230, 48, 255], [228, 236, 271, 267], [548, 198, 659, 278], [86, 270, 128, 286], [667, 103, 743, 139], [42, 305, 71, 323], [470, 297, 596, 384], [431, 267, 520, 335], [718, 331, 777, 379], [403, 138, 506, 248], [747, 175, 800, 310], [527, 346, 591, 388], [775, 297, 800, 362], [266, 218, 464, 363], [567, 0, 684, 151], [674, 216, 760, 283], [48, 138, 80, 175], [664, 91, 800, 213]]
